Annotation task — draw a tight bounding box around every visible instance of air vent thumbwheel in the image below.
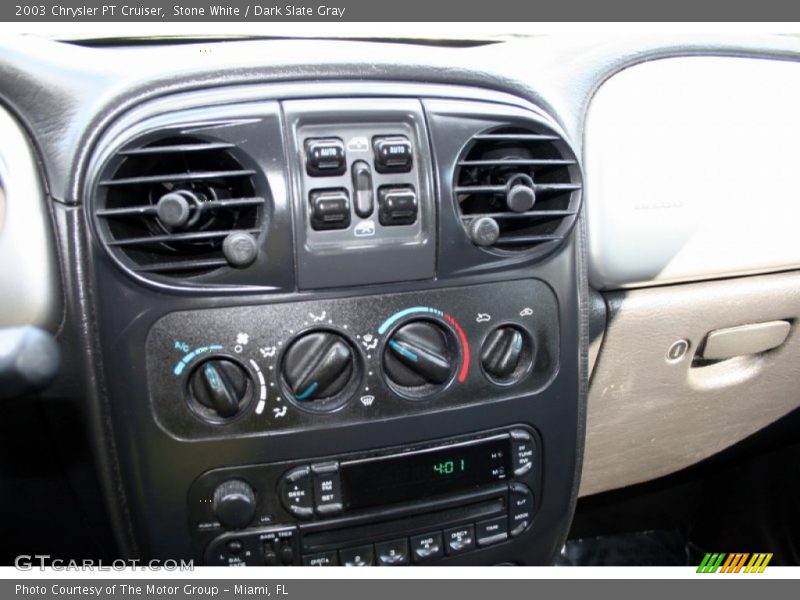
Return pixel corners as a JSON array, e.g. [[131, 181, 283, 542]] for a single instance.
[[454, 125, 582, 256], [92, 135, 268, 281]]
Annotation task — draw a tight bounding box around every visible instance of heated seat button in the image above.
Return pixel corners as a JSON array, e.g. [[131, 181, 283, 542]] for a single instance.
[[310, 189, 351, 230], [373, 135, 413, 173], [339, 544, 375, 566], [311, 462, 343, 516], [508, 483, 535, 537], [378, 186, 417, 226], [444, 525, 475, 555], [476, 516, 508, 547], [410, 531, 444, 563], [375, 538, 410, 565], [302, 551, 339, 566], [278, 466, 314, 519], [305, 138, 346, 176]]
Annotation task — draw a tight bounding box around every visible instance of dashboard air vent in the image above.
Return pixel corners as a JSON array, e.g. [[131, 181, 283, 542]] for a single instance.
[[454, 125, 582, 254], [93, 136, 266, 279]]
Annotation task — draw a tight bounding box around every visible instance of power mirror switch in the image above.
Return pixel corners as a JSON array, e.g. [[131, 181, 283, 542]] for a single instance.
[[373, 136, 413, 173], [305, 138, 346, 176], [310, 189, 351, 231]]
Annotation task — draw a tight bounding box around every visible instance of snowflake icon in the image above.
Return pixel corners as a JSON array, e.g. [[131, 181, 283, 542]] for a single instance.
[[236, 333, 250, 345]]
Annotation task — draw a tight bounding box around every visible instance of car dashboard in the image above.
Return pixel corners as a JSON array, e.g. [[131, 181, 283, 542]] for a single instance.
[[1, 33, 799, 566]]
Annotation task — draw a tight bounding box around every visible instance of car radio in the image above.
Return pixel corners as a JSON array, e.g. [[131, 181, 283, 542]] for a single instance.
[[188, 426, 541, 565]]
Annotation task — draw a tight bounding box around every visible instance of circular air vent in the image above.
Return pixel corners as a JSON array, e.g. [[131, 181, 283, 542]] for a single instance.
[[454, 125, 582, 255], [93, 135, 267, 279]]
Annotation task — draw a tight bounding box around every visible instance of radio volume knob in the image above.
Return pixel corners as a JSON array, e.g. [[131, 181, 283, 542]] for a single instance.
[[212, 479, 256, 530]]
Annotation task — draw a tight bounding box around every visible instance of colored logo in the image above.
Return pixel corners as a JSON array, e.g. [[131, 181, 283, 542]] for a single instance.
[[697, 553, 773, 573]]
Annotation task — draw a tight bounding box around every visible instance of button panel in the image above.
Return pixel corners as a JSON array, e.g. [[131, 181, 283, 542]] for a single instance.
[[303, 551, 338, 566], [339, 544, 375, 566], [444, 524, 476, 555], [198, 426, 541, 566], [279, 466, 313, 519], [508, 483, 534, 537], [309, 189, 351, 231], [305, 138, 346, 176], [375, 538, 410, 566], [209, 479, 537, 566], [373, 135, 413, 173], [410, 531, 444, 562], [311, 462, 343, 516], [510, 429, 535, 476], [285, 98, 435, 289], [476, 516, 508, 547], [378, 185, 418, 226]]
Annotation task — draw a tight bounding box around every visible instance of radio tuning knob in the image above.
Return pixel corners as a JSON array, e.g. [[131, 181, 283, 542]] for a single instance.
[[189, 357, 252, 419], [212, 479, 256, 530], [281, 331, 356, 403], [383, 321, 455, 391]]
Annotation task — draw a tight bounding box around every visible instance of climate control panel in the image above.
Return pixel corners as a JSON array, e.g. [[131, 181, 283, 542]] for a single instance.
[[146, 279, 558, 439]]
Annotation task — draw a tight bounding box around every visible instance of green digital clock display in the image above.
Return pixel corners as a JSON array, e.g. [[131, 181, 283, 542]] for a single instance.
[[340, 437, 511, 510], [432, 459, 466, 475]]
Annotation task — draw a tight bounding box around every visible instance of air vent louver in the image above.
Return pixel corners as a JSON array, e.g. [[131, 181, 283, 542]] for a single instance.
[[454, 126, 582, 254], [93, 136, 266, 279]]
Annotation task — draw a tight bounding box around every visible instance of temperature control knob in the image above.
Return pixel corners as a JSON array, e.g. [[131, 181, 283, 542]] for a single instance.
[[282, 331, 355, 403], [383, 321, 455, 391], [212, 479, 256, 530], [481, 326, 532, 382], [189, 357, 252, 420]]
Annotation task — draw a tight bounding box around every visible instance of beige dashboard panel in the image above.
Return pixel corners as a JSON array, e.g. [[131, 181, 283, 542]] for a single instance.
[[582, 271, 800, 497], [586, 56, 800, 290]]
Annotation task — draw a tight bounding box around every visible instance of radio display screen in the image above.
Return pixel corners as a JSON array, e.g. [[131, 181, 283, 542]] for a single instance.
[[340, 436, 511, 510]]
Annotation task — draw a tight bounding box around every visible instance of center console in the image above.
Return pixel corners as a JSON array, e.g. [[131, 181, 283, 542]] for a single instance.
[[82, 82, 585, 565]]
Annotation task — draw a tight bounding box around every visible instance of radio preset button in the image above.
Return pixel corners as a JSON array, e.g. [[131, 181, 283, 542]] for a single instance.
[[339, 544, 375, 566], [279, 466, 314, 519], [375, 538, 410, 565], [509, 483, 534, 537], [444, 525, 475, 555], [302, 551, 339, 566], [510, 429, 535, 476], [410, 532, 444, 562], [311, 461, 343, 516]]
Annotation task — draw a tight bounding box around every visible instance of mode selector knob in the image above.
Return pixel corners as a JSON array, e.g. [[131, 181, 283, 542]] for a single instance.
[[281, 331, 357, 408], [213, 479, 256, 530], [383, 321, 455, 395]]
